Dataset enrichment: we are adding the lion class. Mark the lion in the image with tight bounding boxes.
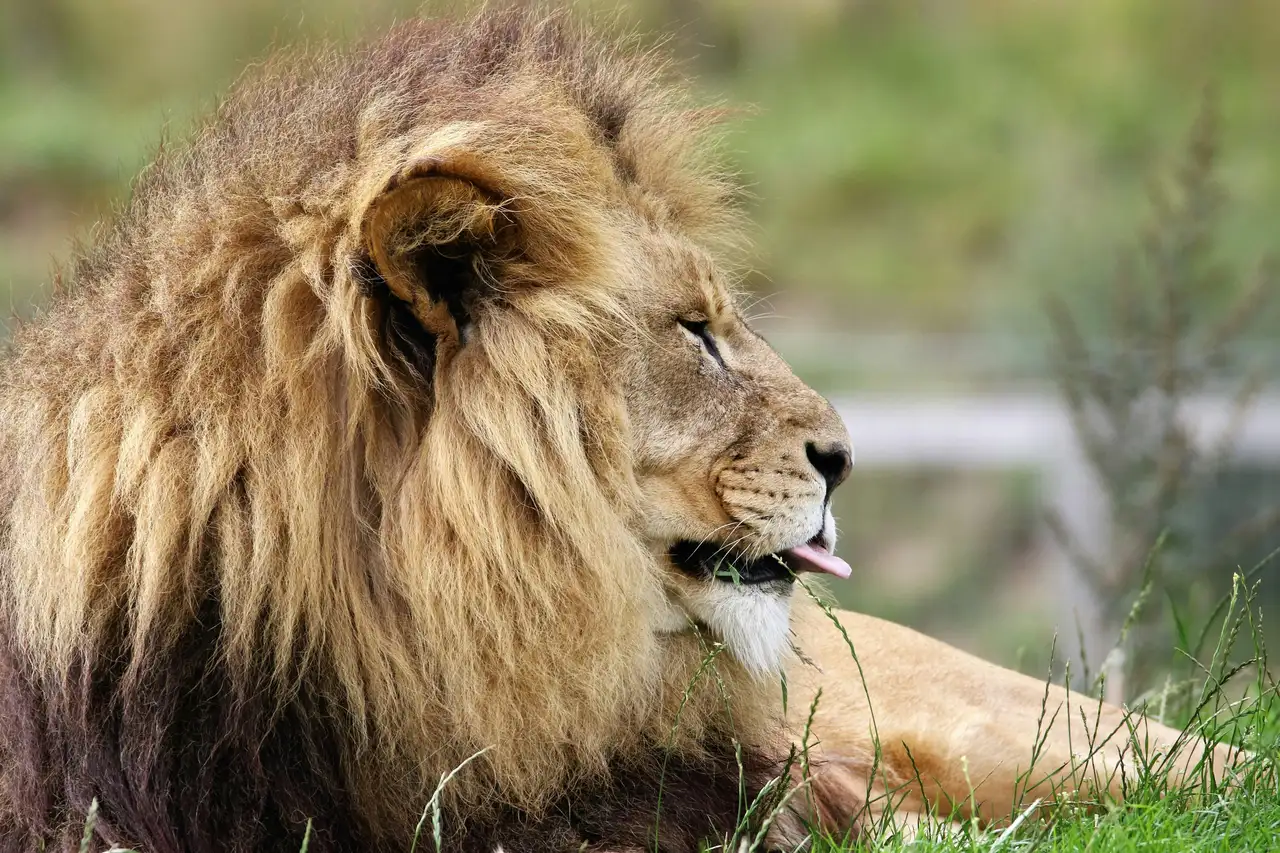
[0,8,1243,853]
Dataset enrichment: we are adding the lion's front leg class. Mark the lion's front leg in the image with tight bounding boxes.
[787,602,1244,833]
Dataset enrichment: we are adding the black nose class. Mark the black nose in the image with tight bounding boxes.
[806,440,853,498]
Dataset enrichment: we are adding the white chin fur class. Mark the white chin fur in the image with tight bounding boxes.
[690,583,794,677]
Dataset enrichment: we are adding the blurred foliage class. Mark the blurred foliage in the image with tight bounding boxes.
[3,0,1280,339]
[1047,99,1279,694]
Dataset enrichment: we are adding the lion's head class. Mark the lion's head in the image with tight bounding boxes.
[0,10,851,851]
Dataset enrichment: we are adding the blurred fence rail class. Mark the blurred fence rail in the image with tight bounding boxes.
[833,391,1280,700]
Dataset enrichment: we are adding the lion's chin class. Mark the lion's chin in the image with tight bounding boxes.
[678,582,795,678]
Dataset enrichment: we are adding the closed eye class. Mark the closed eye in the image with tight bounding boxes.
[678,318,725,368]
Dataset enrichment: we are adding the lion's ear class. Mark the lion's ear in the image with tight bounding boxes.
[362,153,517,341]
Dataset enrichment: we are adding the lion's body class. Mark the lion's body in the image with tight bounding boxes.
[0,9,1242,853]
[789,607,1243,838]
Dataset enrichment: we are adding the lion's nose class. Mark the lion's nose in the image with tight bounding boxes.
[805,440,853,499]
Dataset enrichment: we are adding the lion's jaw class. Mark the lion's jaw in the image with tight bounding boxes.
[618,233,854,677]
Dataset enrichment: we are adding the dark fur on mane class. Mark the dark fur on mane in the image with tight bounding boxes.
[0,593,784,852]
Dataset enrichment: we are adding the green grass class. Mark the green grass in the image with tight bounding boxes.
[823,793,1280,852]
[795,570,1280,853]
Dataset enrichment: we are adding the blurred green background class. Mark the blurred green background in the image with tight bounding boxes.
[2,0,1278,685]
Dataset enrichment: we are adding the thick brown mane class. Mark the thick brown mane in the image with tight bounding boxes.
[0,9,783,852]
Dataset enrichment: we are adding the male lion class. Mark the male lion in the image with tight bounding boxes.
[0,9,1240,853]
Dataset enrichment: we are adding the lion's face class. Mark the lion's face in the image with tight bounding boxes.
[618,231,853,675]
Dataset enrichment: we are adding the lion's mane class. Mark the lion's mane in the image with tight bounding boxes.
[0,10,790,852]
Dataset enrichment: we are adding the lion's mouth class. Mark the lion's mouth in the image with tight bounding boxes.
[668,534,852,585]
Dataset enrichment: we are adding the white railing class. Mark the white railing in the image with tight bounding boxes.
[831,392,1280,700]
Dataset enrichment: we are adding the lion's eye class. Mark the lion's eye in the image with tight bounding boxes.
[678,318,725,367]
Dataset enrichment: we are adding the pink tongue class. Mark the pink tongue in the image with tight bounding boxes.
[782,544,852,579]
